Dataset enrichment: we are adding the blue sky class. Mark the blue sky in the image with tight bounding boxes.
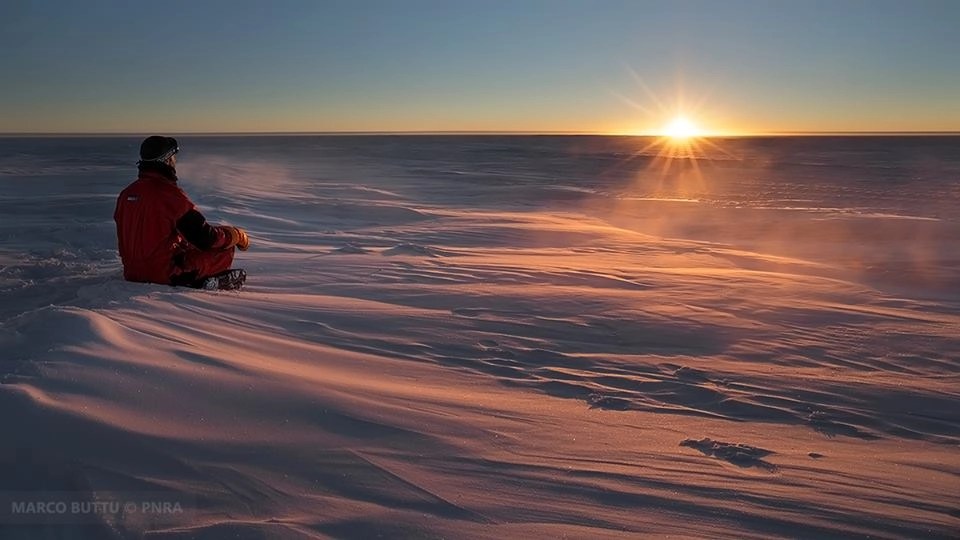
[1,0,957,133]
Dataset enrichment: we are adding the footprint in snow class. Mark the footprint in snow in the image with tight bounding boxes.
[587,393,634,411]
[680,437,778,472]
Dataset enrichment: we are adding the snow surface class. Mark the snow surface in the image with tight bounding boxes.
[1,135,958,539]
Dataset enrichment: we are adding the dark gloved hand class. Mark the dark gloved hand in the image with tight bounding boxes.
[221,226,250,251]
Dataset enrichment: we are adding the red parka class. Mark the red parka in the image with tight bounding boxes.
[114,164,233,285]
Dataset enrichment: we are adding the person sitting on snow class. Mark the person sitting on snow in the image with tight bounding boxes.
[114,136,249,290]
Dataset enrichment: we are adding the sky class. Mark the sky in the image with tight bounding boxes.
[1,0,958,134]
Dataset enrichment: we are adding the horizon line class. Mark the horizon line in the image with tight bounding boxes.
[1,130,959,138]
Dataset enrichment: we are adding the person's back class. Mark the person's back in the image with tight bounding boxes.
[115,166,194,283]
[114,136,250,288]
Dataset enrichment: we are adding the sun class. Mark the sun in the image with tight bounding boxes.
[662,117,701,139]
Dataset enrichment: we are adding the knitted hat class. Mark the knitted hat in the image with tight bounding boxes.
[139,136,179,162]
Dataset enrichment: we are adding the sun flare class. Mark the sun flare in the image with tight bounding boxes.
[662,117,701,140]
[613,67,740,177]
